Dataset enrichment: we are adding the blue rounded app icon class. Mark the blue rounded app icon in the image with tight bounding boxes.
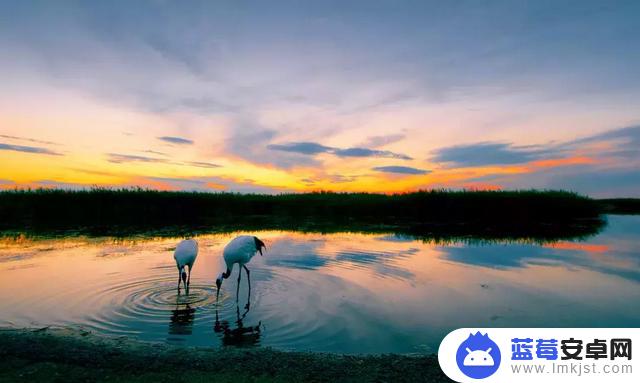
[456,332,501,379]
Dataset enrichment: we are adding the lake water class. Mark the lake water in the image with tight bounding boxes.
[1,215,639,354]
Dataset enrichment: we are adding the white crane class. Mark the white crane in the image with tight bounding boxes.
[216,235,266,304]
[173,239,198,293]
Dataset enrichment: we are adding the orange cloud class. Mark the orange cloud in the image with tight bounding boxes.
[529,156,596,169]
[205,182,226,190]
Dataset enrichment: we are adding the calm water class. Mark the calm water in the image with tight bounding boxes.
[0,215,639,354]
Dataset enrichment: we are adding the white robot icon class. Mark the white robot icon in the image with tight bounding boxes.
[463,347,495,366]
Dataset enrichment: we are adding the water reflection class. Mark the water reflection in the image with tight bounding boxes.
[0,215,638,354]
[169,301,196,336]
[215,303,262,347]
[438,239,640,282]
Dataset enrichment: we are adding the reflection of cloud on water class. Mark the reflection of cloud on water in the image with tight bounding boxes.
[439,228,640,283]
[0,251,42,264]
[260,220,640,286]
[261,236,417,281]
[5,263,37,271]
[544,242,609,253]
[440,244,539,269]
[334,248,418,281]
[262,238,329,270]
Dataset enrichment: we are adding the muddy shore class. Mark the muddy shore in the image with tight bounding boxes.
[0,327,452,382]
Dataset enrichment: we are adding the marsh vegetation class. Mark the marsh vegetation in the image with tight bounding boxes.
[0,189,611,241]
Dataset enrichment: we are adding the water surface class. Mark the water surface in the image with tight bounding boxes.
[0,215,638,354]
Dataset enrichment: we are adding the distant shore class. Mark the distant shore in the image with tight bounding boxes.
[0,327,451,383]
[597,198,640,215]
[0,189,621,241]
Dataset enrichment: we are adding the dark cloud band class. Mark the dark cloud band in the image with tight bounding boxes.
[106,153,222,170]
[157,136,194,145]
[0,142,61,156]
[372,166,429,175]
[186,161,221,168]
[431,142,554,167]
[268,141,412,160]
[107,153,169,163]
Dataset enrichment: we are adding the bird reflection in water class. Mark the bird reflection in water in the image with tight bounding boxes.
[214,301,262,347]
[169,300,196,336]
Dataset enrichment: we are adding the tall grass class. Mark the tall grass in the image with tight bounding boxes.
[0,188,605,240]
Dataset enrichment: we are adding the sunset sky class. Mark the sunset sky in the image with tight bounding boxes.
[0,1,639,197]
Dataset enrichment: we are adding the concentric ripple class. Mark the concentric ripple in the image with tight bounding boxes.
[81,275,233,342]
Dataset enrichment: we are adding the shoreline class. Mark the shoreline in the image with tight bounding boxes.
[0,327,452,382]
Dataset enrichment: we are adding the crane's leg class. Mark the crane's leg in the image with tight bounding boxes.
[236,266,242,302]
[243,265,251,310]
[177,272,182,294]
[187,265,191,287]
